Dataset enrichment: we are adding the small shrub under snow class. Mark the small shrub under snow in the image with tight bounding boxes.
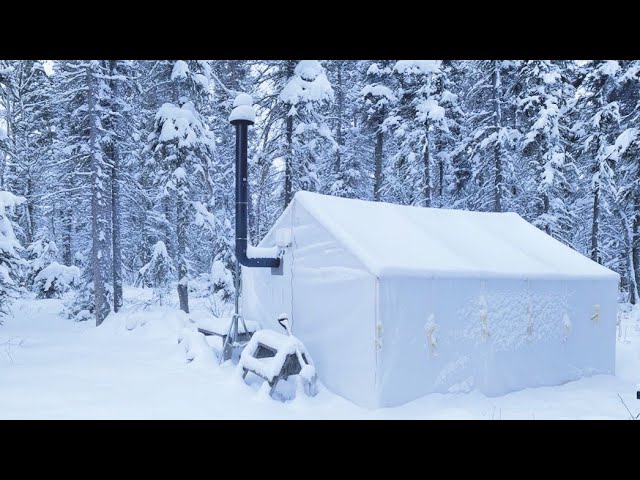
[33,262,80,299]
[137,241,176,305]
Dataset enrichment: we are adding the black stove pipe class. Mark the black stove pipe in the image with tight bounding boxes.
[231,115,281,269]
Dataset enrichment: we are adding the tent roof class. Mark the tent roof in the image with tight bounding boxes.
[266,191,618,280]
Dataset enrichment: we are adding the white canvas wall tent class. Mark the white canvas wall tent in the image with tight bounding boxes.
[242,191,618,408]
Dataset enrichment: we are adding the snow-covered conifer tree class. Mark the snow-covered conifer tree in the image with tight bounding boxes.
[0,191,25,320]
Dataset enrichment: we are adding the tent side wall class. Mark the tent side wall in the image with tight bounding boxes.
[375,275,617,408]
[242,200,377,407]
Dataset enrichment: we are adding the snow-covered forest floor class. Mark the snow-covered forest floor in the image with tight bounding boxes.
[1,288,638,419]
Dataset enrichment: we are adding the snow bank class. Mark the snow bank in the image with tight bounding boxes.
[100,301,217,366]
[178,328,216,365]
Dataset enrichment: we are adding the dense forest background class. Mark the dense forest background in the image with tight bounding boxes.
[0,60,638,325]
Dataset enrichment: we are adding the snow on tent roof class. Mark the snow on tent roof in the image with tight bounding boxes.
[269,191,618,280]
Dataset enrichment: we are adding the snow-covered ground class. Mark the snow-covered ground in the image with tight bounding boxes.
[1,288,638,419]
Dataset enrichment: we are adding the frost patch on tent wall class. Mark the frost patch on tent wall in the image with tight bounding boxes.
[424,314,438,356]
[375,321,384,351]
[459,286,566,351]
[434,356,470,389]
[448,377,474,394]
[562,311,572,342]
[479,294,490,340]
[526,301,534,339]
[591,304,601,325]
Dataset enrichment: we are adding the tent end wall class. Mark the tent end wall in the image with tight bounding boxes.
[243,198,379,407]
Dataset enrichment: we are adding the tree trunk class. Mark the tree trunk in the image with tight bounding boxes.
[492,61,503,213]
[438,159,444,199]
[110,137,123,311]
[25,174,34,244]
[108,61,123,312]
[87,65,110,327]
[335,61,344,176]
[140,226,149,288]
[619,211,639,304]
[62,203,73,266]
[50,203,56,238]
[283,60,295,208]
[539,150,551,235]
[423,122,431,207]
[136,168,151,288]
[1,82,11,189]
[633,196,640,292]
[284,115,293,207]
[373,110,384,202]
[176,193,189,313]
[591,186,600,263]
[542,192,550,235]
[162,196,173,256]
